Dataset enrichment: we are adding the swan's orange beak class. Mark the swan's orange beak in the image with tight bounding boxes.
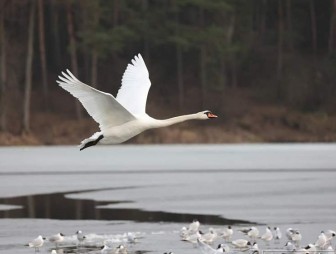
[207,113,218,118]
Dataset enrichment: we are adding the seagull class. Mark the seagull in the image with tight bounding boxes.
[101,244,114,254]
[239,227,259,240]
[250,242,259,254]
[182,230,202,244]
[180,226,189,239]
[231,239,251,249]
[315,231,327,249]
[57,54,218,150]
[261,227,273,244]
[188,220,201,234]
[115,244,127,254]
[286,228,302,247]
[27,235,46,253]
[197,239,229,254]
[325,230,336,247]
[273,227,282,242]
[304,244,317,254]
[286,228,296,240]
[76,230,86,246]
[126,232,137,244]
[219,226,233,242]
[48,233,65,248]
[285,241,296,252]
[291,230,302,248]
[201,228,218,244]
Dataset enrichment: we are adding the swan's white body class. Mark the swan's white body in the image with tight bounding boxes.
[57,54,217,150]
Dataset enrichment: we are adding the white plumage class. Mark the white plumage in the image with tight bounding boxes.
[57,54,217,151]
[28,235,45,252]
[197,238,228,254]
[117,54,151,116]
[261,227,273,243]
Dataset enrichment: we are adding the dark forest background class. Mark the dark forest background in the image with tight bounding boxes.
[1,0,336,145]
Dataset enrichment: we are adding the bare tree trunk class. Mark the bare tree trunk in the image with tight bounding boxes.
[142,0,150,63]
[310,0,317,57]
[277,0,284,80]
[23,0,36,133]
[90,3,99,88]
[37,0,48,109]
[277,0,284,98]
[328,0,336,54]
[66,0,82,119]
[259,0,267,42]
[113,0,119,27]
[50,0,61,68]
[0,8,7,132]
[173,0,184,109]
[176,44,184,109]
[227,12,236,88]
[199,6,207,108]
[286,0,294,51]
[91,49,98,88]
[200,46,207,108]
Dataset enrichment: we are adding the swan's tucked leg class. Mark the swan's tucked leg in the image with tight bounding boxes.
[79,134,104,151]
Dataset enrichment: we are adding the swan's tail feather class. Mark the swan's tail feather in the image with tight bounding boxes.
[79,132,104,151]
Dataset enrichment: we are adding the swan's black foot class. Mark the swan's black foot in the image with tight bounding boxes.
[80,135,104,151]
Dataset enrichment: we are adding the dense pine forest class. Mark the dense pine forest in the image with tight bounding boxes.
[1,0,336,145]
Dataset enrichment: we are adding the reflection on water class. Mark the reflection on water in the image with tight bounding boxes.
[0,187,253,225]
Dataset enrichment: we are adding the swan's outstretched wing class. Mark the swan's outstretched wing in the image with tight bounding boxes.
[116,54,151,116]
[57,70,136,131]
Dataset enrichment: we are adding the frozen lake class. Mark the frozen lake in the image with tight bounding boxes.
[0,144,336,254]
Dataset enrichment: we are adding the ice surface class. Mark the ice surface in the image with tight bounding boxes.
[0,144,335,254]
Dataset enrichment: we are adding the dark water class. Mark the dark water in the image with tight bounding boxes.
[0,187,253,225]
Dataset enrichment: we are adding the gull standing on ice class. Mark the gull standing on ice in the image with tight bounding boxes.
[48,233,65,248]
[219,226,233,242]
[188,220,201,234]
[261,227,273,245]
[197,239,229,254]
[239,227,259,240]
[231,239,251,249]
[76,230,86,246]
[273,227,282,243]
[182,230,202,244]
[315,231,327,250]
[291,231,302,248]
[101,244,114,254]
[286,228,302,247]
[115,245,128,254]
[304,244,317,254]
[325,230,336,247]
[57,54,218,150]
[250,242,259,254]
[201,228,218,244]
[27,235,46,252]
[285,241,296,253]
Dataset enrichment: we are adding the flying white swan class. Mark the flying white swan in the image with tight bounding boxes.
[57,54,217,150]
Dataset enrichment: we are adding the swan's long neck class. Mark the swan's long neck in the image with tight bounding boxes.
[152,113,199,128]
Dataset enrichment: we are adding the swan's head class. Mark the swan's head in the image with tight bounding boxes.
[199,110,218,119]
